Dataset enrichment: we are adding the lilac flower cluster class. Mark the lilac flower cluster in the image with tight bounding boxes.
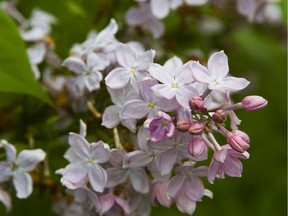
[54,21,267,215]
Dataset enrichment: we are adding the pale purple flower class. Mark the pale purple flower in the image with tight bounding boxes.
[208,144,250,183]
[105,149,150,194]
[125,2,164,38]
[191,50,250,92]
[105,43,155,89]
[144,111,175,142]
[149,56,197,110]
[0,140,46,199]
[120,79,179,120]
[236,0,282,23]
[150,0,182,19]
[59,133,110,192]
[167,162,212,215]
[99,194,130,215]
[63,53,103,92]
[21,8,56,42]
[184,0,209,6]
[148,131,193,175]
[102,85,139,132]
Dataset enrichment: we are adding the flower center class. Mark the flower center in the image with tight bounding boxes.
[161,120,168,126]
[87,157,94,164]
[130,67,136,73]
[149,102,155,108]
[172,83,178,88]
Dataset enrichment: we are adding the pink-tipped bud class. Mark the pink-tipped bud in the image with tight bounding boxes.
[231,130,250,143]
[227,132,250,153]
[189,96,205,111]
[188,122,205,135]
[242,95,268,112]
[177,120,191,132]
[188,137,207,158]
[212,109,226,123]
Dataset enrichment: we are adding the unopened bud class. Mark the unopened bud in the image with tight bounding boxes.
[231,130,250,143]
[189,96,205,111]
[188,122,205,135]
[212,109,226,123]
[242,95,268,112]
[227,132,249,153]
[188,137,207,158]
[177,120,191,132]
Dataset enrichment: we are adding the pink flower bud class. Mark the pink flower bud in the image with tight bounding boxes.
[176,120,191,132]
[188,122,205,135]
[242,95,268,112]
[212,109,226,123]
[189,96,205,111]
[231,130,250,143]
[227,132,250,153]
[188,137,207,158]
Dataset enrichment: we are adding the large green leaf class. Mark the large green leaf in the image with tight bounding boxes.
[0,9,52,105]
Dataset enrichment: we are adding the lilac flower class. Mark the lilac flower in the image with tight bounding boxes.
[105,43,155,90]
[70,19,119,61]
[120,79,179,120]
[148,131,193,175]
[0,140,46,199]
[236,0,282,23]
[150,0,182,19]
[63,53,103,92]
[102,85,139,132]
[21,8,56,42]
[167,162,212,215]
[105,149,150,194]
[144,111,175,142]
[125,2,164,38]
[149,56,197,110]
[208,144,250,183]
[59,133,110,192]
[99,194,131,215]
[191,50,250,92]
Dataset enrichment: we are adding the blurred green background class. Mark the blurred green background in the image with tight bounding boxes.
[0,0,286,215]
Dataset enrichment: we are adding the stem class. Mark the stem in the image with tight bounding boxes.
[201,88,212,99]
[207,132,222,151]
[113,127,124,149]
[87,101,102,118]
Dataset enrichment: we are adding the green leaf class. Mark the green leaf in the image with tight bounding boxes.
[0,9,52,105]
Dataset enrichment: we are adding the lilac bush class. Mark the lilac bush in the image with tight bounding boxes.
[1,0,280,215]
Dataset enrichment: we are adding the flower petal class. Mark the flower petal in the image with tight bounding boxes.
[167,175,185,198]
[68,133,90,159]
[106,167,129,188]
[105,68,130,89]
[116,44,136,67]
[149,63,174,84]
[13,170,32,199]
[16,149,46,172]
[102,105,121,128]
[155,149,178,175]
[123,150,153,168]
[62,56,86,75]
[191,61,212,83]
[151,84,176,100]
[0,187,11,211]
[217,76,250,91]
[90,141,111,163]
[207,50,229,80]
[151,0,170,19]
[129,168,149,193]
[1,140,16,163]
[120,100,149,119]
[88,163,107,192]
